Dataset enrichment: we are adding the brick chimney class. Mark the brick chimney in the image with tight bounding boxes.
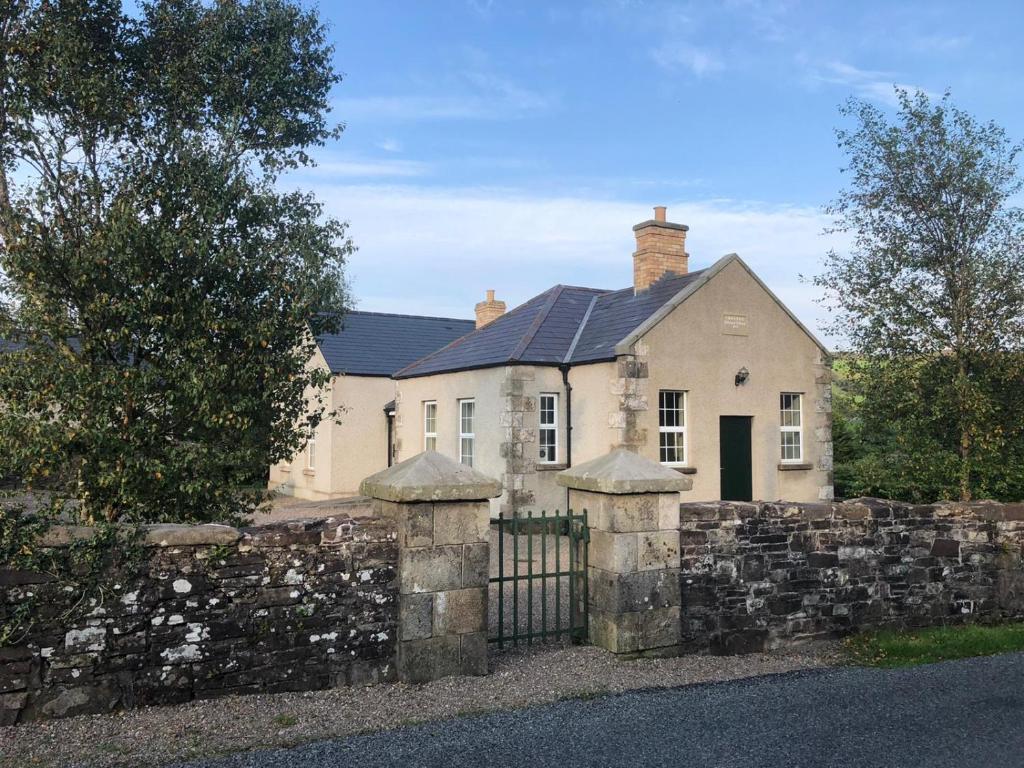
[475,289,506,329]
[633,206,689,293]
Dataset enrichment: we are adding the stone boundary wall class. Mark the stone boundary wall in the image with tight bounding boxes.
[679,498,1024,654]
[0,515,398,724]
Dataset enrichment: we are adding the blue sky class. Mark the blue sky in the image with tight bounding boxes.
[289,1,1024,344]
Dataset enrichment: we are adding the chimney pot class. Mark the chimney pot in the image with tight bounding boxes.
[632,206,689,293]
[475,289,506,329]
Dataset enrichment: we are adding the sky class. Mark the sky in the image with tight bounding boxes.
[287,0,1024,345]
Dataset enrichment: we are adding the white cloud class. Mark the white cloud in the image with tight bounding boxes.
[813,61,935,106]
[651,43,725,76]
[335,69,551,123]
[908,34,971,53]
[375,138,403,153]
[300,158,430,179]
[302,183,848,343]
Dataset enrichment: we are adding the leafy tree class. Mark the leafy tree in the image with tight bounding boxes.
[817,90,1024,502]
[0,0,351,523]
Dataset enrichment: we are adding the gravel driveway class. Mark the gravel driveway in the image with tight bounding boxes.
[0,643,837,768]
[170,652,1024,768]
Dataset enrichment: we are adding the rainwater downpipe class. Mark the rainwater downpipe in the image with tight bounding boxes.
[560,363,573,512]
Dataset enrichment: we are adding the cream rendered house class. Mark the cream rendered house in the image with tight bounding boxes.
[392,207,832,515]
[268,312,474,500]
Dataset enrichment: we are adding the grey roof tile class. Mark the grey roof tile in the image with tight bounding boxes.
[568,271,705,363]
[317,312,475,376]
[395,272,705,378]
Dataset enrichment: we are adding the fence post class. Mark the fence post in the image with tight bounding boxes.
[557,449,691,656]
[360,451,502,683]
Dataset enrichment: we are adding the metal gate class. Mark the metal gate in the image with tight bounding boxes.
[489,509,588,648]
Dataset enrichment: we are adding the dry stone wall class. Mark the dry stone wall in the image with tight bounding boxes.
[679,498,1024,654]
[0,515,397,724]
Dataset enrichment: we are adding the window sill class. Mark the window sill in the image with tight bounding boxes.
[302,469,316,477]
[670,466,697,475]
[778,462,813,471]
[278,466,291,473]
[535,463,567,472]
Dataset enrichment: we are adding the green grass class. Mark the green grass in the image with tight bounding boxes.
[273,714,299,728]
[843,622,1024,668]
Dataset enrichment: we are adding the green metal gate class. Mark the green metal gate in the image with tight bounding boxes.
[489,509,589,648]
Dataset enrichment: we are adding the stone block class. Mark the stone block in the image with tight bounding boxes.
[713,629,769,655]
[433,588,487,635]
[931,539,960,559]
[638,530,680,571]
[0,692,26,726]
[593,494,661,533]
[588,567,680,613]
[460,632,488,676]
[589,529,638,573]
[462,542,490,588]
[143,524,242,548]
[400,593,433,641]
[589,606,680,654]
[398,504,434,548]
[433,502,490,546]
[658,493,681,529]
[399,546,463,594]
[397,635,461,684]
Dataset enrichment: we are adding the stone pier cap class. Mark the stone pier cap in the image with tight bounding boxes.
[556,448,692,494]
[360,450,503,502]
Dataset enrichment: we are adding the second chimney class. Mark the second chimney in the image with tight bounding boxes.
[633,206,689,293]
[475,289,506,329]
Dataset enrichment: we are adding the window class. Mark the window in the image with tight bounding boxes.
[539,393,558,463]
[780,393,803,462]
[306,430,316,470]
[658,390,686,465]
[458,399,475,467]
[423,401,437,451]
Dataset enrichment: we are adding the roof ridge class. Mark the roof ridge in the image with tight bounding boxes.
[330,310,474,323]
[510,285,565,362]
[554,284,613,294]
[563,294,599,363]
[393,287,555,378]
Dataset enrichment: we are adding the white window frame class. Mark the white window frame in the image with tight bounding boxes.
[780,392,803,463]
[658,390,687,466]
[458,398,475,467]
[306,430,316,471]
[423,400,437,451]
[538,393,559,464]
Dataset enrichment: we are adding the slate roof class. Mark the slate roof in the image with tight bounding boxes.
[316,311,475,376]
[395,271,707,378]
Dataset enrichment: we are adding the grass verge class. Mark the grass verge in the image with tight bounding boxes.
[843,622,1024,668]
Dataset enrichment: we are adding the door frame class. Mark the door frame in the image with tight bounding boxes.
[719,415,753,502]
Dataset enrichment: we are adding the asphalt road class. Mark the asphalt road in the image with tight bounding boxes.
[175,653,1024,768]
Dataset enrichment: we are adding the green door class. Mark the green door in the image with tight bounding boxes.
[720,416,753,502]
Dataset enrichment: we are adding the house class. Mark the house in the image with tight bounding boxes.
[391,207,832,515]
[268,311,475,500]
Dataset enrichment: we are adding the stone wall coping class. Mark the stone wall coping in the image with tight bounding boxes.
[557,448,692,494]
[679,498,1024,522]
[27,515,396,550]
[360,450,502,503]
[143,524,242,547]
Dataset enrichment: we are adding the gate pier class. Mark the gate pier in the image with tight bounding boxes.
[557,449,691,655]
[361,451,502,683]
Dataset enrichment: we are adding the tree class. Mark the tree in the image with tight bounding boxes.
[816,89,1024,502]
[0,0,351,523]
